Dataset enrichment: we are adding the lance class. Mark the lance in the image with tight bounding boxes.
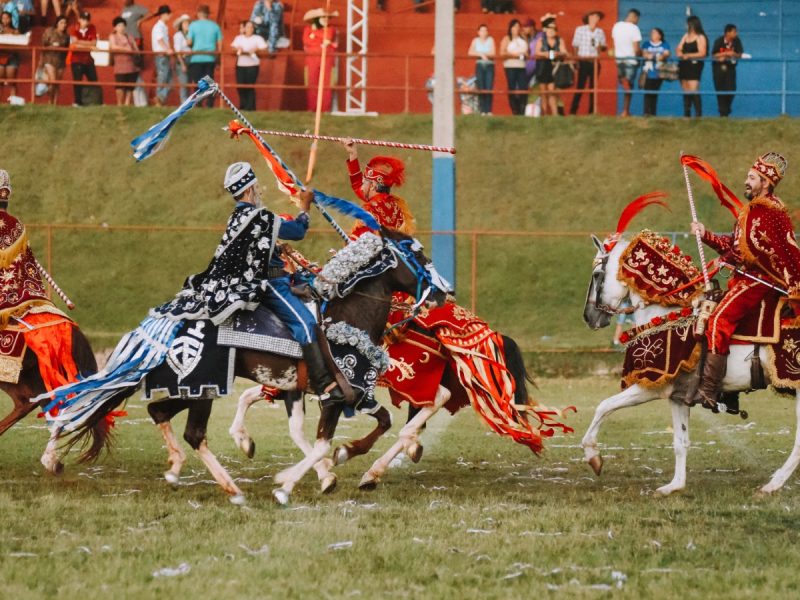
[306,0,335,183]
[681,150,712,291]
[206,78,350,243]
[255,129,457,154]
[719,261,788,295]
[35,259,75,309]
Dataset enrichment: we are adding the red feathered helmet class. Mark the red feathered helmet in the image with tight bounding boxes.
[364,156,405,190]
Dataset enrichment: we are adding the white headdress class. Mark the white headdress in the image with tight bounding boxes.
[0,170,10,193]
[224,162,257,197]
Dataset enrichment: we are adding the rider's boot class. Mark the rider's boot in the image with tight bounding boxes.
[302,342,348,408]
[691,352,727,410]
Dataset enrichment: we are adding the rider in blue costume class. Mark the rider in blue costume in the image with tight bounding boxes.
[153,161,347,406]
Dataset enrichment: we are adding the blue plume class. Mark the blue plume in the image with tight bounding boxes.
[312,189,381,231]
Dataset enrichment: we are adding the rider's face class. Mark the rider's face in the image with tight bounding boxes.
[744,170,765,200]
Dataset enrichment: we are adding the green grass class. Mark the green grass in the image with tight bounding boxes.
[3,107,800,349]
[3,378,800,598]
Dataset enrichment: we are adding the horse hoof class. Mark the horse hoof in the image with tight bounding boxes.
[53,461,64,476]
[273,488,290,506]
[164,471,180,486]
[408,443,424,464]
[244,438,256,459]
[333,446,349,466]
[740,411,749,420]
[587,455,603,476]
[230,494,247,506]
[358,473,378,491]
[321,474,338,494]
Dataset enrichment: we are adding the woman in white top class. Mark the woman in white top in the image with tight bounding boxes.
[499,19,528,115]
[173,14,191,102]
[468,24,496,115]
[231,20,268,110]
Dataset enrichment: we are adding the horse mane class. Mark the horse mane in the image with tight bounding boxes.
[313,232,386,298]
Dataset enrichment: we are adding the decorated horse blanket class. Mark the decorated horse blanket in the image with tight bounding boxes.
[382,301,573,454]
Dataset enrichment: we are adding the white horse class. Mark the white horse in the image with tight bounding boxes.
[582,233,800,496]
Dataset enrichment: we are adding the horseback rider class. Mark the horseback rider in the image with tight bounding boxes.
[152,162,347,407]
[342,139,416,238]
[690,152,800,409]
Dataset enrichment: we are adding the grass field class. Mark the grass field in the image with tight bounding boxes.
[3,108,800,352]
[3,378,800,599]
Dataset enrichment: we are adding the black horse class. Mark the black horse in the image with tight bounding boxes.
[61,229,446,504]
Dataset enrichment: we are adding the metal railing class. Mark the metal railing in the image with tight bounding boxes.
[3,45,799,115]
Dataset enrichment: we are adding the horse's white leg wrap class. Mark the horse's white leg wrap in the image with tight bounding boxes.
[196,440,245,503]
[655,401,690,496]
[360,386,450,487]
[40,426,63,474]
[158,421,186,484]
[760,392,800,494]
[229,385,262,456]
[581,384,659,466]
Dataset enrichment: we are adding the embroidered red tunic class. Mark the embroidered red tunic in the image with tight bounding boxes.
[0,211,50,328]
[346,158,416,238]
[703,194,800,353]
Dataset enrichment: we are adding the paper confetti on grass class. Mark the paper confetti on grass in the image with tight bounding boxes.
[153,563,191,578]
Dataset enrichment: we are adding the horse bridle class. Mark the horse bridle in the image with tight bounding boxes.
[588,251,643,316]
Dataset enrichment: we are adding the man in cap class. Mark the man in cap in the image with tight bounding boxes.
[342,139,415,238]
[151,4,173,106]
[690,153,800,408]
[570,10,606,115]
[151,163,347,406]
[250,0,284,53]
[69,11,98,106]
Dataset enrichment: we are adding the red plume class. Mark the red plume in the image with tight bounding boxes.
[605,192,669,252]
[366,156,406,187]
[680,154,742,218]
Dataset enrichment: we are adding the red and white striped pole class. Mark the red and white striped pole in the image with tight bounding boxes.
[254,129,457,154]
[35,259,75,310]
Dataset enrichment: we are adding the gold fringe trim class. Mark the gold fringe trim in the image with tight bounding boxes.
[0,226,28,270]
[0,299,55,329]
[391,194,417,235]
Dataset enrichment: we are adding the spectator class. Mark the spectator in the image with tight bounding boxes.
[534,17,568,116]
[109,16,139,106]
[640,27,670,116]
[231,20,266,111]
[302,8,337,112]
[11,0,33,32]
[522,16,537,81]
[468,24,495,115]
[62,0,79,24]
[481,0,511,15]
[0,11,19,100]
[676,15,707,117]
[187,4,222,107]
[611,8,641,117]
[1,1,17,28]
[39,0,61,27]
[151,4,173,106]
[40,14,68,104]
[570,10,606,115]
[712,24,743,117]
[173,13,191,102]
[499,18,527,116]
[69,10,97,106]
[120,0,148,49]
[250,0,283,54]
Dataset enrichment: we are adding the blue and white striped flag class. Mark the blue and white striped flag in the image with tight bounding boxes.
[130,77,218,161]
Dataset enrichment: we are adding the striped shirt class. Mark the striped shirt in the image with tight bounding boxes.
[572,25,606,58]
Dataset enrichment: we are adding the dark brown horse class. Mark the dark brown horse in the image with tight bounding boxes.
[61,230,446,505]
[0,323,99,474]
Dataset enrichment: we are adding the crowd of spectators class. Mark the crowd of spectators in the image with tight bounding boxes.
[466,8,746,118]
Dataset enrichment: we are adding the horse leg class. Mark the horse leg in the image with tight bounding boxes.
[0,394,39,437]
[148,398,190,485]
[654,400,691,496]
[359,386,451,490]
[283,394,337,494]
[40,425,64,475]
[581,384,661,475]
[273,403,343,505]
[759,392,800,495]
[229,385,265,459]
[184,397,246,505]
[333,406,393,466]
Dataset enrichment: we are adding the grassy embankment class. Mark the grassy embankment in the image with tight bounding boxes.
[2,107,800,372]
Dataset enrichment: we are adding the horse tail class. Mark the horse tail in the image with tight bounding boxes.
[62,389,134,463]
[70,326,98,376]
[501,334,537,406]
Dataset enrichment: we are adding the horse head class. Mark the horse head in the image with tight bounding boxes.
[583,192,669,330]
[583,234,632,330]
[380,227,451,309]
